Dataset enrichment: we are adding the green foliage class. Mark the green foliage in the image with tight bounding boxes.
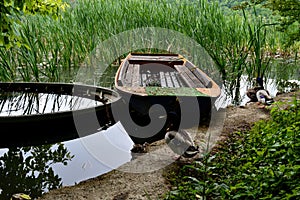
[165,97,300,199]
[253,0,300,47]
[0,0,69,48]
[0,0,297,98]
[277,80,300,93]
[0,143,74,199]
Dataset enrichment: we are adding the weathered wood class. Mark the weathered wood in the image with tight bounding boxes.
[174,65,206,88]
[129,55,184,65]
[174,65,197,87]
[117,60,129,86]
[159,72,167,87]
[185,61,212,88]
[164,72,174,87]
[123,63,134,86]
[141,73,148,87]
[130,55,179,62]
[115,53,220,98]
[170,72,181,88]
[131,64,141,87]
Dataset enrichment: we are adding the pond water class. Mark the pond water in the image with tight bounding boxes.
[215,75,279,109]
[0,92,103,116]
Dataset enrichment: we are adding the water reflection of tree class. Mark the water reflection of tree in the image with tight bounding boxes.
[0,143,74,199]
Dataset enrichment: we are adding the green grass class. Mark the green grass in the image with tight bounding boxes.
[0,0,298,101]
[164,96,300,200]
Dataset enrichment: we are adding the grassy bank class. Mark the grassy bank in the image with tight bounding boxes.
[164,93,300,199]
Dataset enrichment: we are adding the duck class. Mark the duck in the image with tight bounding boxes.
[130,142,150,160]
[256,89,274,105]
[165,129,199,160]
[130,142,149,153]
[246,77,274,105]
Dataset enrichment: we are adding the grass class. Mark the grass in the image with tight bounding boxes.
[0,0,298,103]
[163,95,300,200]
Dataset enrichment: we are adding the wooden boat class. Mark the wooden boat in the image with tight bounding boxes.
[0,82,121,148]
[114,53,221,144]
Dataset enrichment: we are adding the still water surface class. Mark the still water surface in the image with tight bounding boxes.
[0,92,103,116]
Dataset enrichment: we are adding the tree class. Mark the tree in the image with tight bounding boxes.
[254,0,300,46]
[0,0,69,48]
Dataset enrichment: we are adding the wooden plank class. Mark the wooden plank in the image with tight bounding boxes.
[170,72,181,88]
[146,73,152,86]
[193,68,212,88]
[179,66,204,88]
[164,72,173,87]
[141,73,147,87]
[185,61,212,88]
[129,55,184,65]
[159,72,167,87]
[130,55,179,62]
[117,60,129,86]
[131,64,140,87]
[174,65,197,88]
[123,63,134,86]
[165,72,174,87]
[174,65,206,88]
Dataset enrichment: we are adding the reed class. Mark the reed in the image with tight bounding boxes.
[0,0,297,102]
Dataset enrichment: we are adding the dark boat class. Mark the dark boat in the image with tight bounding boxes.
[0,82,121,148]
[114,53,221,144]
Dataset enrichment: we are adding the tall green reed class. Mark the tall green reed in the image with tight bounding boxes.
[0,0,294,102]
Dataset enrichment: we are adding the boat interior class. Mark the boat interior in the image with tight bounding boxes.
[117,54,213,89]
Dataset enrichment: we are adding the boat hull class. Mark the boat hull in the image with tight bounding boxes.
[114,90,216,144]
[0,82,121,148]
[114,53,221,144]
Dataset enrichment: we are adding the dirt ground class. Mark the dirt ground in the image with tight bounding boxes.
[38,90,299,200]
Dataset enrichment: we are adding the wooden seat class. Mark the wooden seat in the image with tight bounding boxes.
[174,65,205,88]
[185,61,212,88]
[119,63,141,87]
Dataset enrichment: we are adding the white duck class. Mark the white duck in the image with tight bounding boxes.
[165,129,199,160]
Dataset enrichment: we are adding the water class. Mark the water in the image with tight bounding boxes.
[0,82,130,198]
[215,75,280,109]
[0,92,104,116]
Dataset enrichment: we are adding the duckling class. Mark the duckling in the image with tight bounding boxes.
[165,129,199,160]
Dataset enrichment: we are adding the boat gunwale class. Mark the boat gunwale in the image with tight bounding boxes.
[0,82,121,120]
